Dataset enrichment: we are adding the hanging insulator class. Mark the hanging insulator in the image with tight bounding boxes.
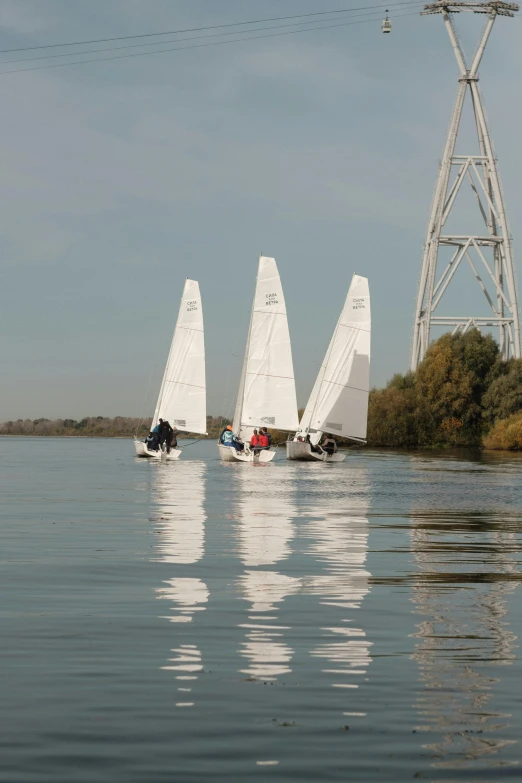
[382,11,392,33]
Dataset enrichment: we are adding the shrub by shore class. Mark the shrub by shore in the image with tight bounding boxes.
[367,330,522,450]
[483,411,522,451]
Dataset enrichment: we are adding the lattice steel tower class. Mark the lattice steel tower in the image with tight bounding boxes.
[411,0,520,370]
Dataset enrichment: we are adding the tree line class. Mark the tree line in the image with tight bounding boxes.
[0,415,228,439]
[367,329,522,450]
[2,330,522,449]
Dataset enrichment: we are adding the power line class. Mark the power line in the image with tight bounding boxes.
[0,1,425,55]
[0,10,422,77]
[0,5,423,67]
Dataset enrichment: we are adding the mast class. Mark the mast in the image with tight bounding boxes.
[298,310,340,443]
[152,283,185,430]
[232,256,259,436]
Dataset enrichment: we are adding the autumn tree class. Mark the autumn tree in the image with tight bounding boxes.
[483,411,522,450]
[482,358,522,425]
[367,373,419,447]
[414,330,499,447]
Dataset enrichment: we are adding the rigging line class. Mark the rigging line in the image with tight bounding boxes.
[0,1,427,55]
[0,11,422,76]
[0,5,423,65]
[0,10,423,76]
[162,380,205,390]
[179,438,206,448]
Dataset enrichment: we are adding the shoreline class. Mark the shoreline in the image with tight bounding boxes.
[1,434,521,454]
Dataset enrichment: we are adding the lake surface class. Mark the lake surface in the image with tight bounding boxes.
[2,438,522,782]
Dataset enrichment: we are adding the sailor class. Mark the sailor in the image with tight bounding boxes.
[233,436,245,452]
[158,419,173,449]
[258,430,269,450]
[261,427,272,447]
[165,423,179,454]
[146,431,160,451]
[152,419,162,435]
[305,433,321,454]
[220,425,235,447]
[250,429,259,448]
[321,435,337,456]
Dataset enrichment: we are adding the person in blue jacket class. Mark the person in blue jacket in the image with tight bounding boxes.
[220,425,244,451]
[220,424,234,445]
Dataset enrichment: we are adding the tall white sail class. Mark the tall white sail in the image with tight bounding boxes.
[299,274,371,443]
[152,279,206,435]
[233,256,299,439]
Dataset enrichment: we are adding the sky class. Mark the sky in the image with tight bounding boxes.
[1,0,521,420]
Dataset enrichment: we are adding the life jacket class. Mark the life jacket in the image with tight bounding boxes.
[250,434,259,446]
[258,433,269,448]
[222,430,234,445]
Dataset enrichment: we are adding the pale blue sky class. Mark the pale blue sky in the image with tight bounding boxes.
[0,0,521,419]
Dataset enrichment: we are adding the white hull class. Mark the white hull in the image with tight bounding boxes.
[285,441,346,462]
[217,444,276,463]
[134,441,182,461]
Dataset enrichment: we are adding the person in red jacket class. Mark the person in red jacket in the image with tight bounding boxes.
[250,429,259,448]
[258,431,269,450]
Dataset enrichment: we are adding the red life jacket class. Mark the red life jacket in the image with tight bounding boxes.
[250,434,259,446]
[258,433,269,448]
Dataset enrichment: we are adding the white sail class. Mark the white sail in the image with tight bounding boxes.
[234,256,299,439]
[299,274,371,443]
[152,279,206,435]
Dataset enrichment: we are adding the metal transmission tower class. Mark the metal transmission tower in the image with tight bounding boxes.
[411,0,521,370]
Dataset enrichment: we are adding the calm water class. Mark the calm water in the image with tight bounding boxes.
[2,438,522,782]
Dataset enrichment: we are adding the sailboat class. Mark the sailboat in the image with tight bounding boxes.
[134,278,206,460]
[218,256,299,463]
[286,274,371,462]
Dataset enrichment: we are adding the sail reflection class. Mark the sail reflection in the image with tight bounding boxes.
[302,468,372,691]
[152,461,206,564]
[410,515,520,770]
[151,461,207,705]
[236,465,295,567]
[235,465,299,680]
[234,461,373,694]
[238,570,299,679]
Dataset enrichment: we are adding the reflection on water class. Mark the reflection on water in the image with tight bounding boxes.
[152,461,206,564]
[5,439,522,782]
[234,462,373,694]
[235,466,299,680]
[238,570,298,679]
[236,465,295,567]
[411,512,520,772]
[302,468,372,693]
[156,577,209,624]
[142,447,521,773]
[152,462,207,705]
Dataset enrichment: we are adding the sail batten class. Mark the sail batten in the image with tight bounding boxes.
[234,256,299,440]
[152,279,206,435]
[299,274,371,444]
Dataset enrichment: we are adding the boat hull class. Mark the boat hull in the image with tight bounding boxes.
[285,441,346,462]
[217,444,276,463]
[134,441,182,460]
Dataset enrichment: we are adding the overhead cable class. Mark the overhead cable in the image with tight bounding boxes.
[0,10,422,77]
[0,1,426,55]
[0,5,424,66]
